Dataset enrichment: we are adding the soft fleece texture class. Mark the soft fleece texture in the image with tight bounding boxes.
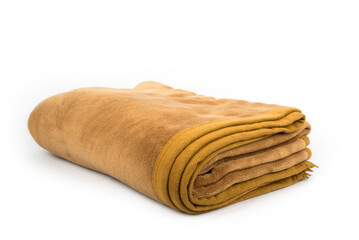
[28,81,315,214]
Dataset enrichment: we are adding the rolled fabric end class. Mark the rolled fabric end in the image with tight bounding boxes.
[153,106,314,213]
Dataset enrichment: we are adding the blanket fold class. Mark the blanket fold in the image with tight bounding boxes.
[28,81,315,214]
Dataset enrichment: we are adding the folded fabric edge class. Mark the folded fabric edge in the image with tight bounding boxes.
[152,106,309,213]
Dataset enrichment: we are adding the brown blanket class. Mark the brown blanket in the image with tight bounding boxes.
[28,81,315,214]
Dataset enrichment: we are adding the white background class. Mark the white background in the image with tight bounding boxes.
[1,1,358,239]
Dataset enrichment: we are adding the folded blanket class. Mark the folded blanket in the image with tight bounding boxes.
[28,81,315,214]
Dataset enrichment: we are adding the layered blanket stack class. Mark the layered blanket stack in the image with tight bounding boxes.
[28,81,315,214]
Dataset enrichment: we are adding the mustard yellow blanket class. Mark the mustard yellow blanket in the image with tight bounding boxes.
[28,81,315,214]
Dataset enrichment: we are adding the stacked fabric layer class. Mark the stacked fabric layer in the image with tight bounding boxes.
[28,81,315,214]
